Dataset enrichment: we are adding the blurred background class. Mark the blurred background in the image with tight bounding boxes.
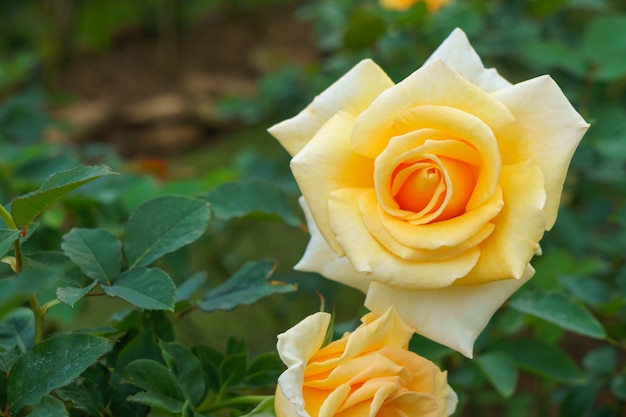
[1,0,626,416]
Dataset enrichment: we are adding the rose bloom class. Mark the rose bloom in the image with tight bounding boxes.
[275,308,457,417]
[268,28,589,357]
[380,0,452,12]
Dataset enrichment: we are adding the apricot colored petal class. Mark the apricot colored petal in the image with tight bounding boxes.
[294,197,370,293]
[457,161,546,285]
[493,76,589,229]
[276,312,331,417]
[328,188,480,289]
[425,28,511,93]
[377,186,503,250]
[292,112,374,255]
[268,59,394,157]
[365,265,535,357]
[351,59,514,159]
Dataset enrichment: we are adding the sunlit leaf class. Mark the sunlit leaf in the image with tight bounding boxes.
[124,196,210,268]
[11,165,115,229]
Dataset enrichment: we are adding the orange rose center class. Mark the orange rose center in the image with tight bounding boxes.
[393,156,476,221]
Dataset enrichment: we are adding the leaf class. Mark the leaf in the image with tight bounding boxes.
[509,291,606,339]
[499,339,585,384]
[205,180,302,227]
[61,228,122,284]
[102,267,175,311]
[124,195,211,268]
[611,374,626,401]
[26,395,68,417]
[558,275,612,307]
[160,341,206,406]
[583,346,617,376]
[219,352,247,390]
[0,229,20,258]
[122,359,185,408]
[10,165,115,229]
[7,333,109,413]
[176,272,207,302]
[127,391,185,413]
[0,347,21,372]
[0,266,63,316]
[475,351,518,397]
[197,260,296,312]
[56,280,98,307]
[55,377,104,417]
[0,308,34,352]
[240,397,276,417]
[582,15,626,81]
[245,352,283,387]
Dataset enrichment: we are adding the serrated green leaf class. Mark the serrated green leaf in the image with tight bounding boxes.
[7,333,109,412]
[124,195,210,268]
[499,339,585,384]
[197,260,296,312]
[56,377,104,417]
[0,308,34,352]
[102,267,175,311]
[127,391,185,413]
[56,281,99,307]
[205,180,302,227]
[122,359,185,408]
[160,341,205,406]
[240,397,275,417]
[0,347,20,372]
[62,228,122,284]
[509,291,606,339]
[10,165,115,229]
[219,352,247,390]
[245,352,283,387]
[26,395,68,417]
[0,229,20,258]
[475,351,518,397]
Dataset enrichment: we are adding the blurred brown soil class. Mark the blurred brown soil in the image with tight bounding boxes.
[48,4,317,158]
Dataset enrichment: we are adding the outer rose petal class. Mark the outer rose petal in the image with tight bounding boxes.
[276,312,331,417]
[291,112,374,256]
[425,28,511,93]
[294,197,370,293]
[364,264,535,358]
[268,60,394,157]
[492,76,589,229]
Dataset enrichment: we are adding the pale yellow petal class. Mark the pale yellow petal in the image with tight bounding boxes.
[319,384,351,417]
[457,161,546,285]
[364,265,535,357]
[328,188,480,289]
[268,59,394,157]
[351,59,514,159]
[292,112,374,256]
[294,197,370,293]
[277,312,331,417]
[492,75,589,229]
[425,28,511,93]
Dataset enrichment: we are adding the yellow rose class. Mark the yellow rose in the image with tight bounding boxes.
[268,28,589,357]
[380,0,452,12]
[275,308,457,417]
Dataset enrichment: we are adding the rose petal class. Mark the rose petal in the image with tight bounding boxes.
[351,59,514,159]
[294,197,370,292]
[277,312,331,417]
[268,59,394,157]
[361,189,495,261]
[457,161,546,285]
[328,188,480,289]
[365,265,535,357]
[291,112,375,256]
[425,28,511,93]
[493,75,589,229]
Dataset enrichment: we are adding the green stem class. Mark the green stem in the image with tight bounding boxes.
[198,395,273,414]
[30,294,44,344]
[0,204,17,229]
